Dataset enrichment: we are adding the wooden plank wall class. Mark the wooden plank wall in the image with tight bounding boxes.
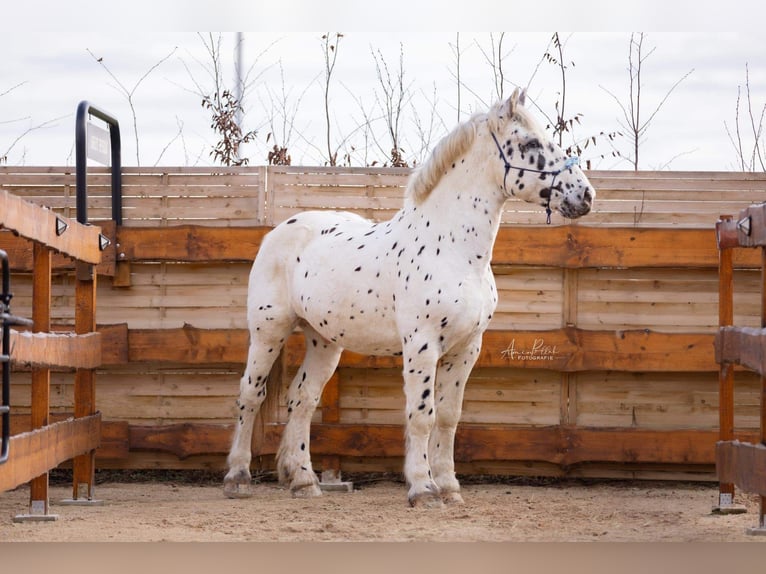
[3,166,766,479]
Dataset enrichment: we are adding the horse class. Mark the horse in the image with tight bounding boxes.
[223,87,595,507]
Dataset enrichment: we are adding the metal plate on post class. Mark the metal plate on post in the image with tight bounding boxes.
[87,121,111,165]
[13,499,58,522]
[319,469,353,493]
[60,482,103,506]
[711,492,747,515]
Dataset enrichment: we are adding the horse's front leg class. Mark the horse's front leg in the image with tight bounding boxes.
[429,335,482,505]
[402,341,441,508]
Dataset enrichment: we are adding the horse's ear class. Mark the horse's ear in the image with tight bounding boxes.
[508,87,526,115]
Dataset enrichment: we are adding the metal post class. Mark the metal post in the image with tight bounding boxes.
[0,250,11,465]
[75,101,122,225]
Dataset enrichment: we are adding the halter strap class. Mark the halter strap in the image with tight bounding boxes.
[490,131,580,225]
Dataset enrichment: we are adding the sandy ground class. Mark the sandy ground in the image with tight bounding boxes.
[1,471,765,542]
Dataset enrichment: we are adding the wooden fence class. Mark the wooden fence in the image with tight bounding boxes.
[714,206,766,534]
[2,166,766,480]
[0,188,103,521]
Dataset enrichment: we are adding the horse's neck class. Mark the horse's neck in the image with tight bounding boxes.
[401,177,506,262]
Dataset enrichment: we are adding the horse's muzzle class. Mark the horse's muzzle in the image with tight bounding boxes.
[560,187,594,219]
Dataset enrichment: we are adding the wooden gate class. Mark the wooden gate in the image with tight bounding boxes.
[715,207,766,535]
[0,189,104,520]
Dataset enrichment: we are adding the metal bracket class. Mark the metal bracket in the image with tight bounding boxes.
[711,492,748,515]
[60,482,104,506]
[13,499,58,523]
[737,215,752,237]
[319,469,353,493]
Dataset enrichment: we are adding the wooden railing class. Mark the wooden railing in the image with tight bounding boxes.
[714,206,766,535]
[0,189,103,521]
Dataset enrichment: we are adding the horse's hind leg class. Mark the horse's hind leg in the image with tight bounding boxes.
[276,324,342,497]
[224,308,296,499]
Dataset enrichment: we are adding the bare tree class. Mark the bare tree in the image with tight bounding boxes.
[1,82,67,165]
[343,83,381,166]
[180,33,275,167]
[725,63,766,171]
[371,44,412,167]
[522,33,620,170]
[321,33,344,166]
[543,32,577,149]
[260,60,315,166]
[600,32,694,170]
[184,34,257,166]
[448,33,467,122]
[476,33,513,102]
[88,47,177,166]
[410,83,448,166]
[203,90,257,166]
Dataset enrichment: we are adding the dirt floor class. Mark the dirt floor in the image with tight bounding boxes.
[1,470,765,543]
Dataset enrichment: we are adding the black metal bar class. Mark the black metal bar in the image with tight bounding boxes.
[75,101,122,225]
[1,249,11,464]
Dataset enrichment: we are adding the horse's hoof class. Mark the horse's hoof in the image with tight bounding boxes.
[441,491,465,505]
[223,481,253,499]
[223,469,252,499]
[291,483,322,498]
[409,491,445,509]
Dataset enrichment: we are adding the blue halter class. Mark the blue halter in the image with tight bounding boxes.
[491,132,580,224]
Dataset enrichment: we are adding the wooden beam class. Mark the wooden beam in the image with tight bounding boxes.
[100,324,719,372]
[111,225,762,268]
[493,226,760,268]
[0,189,103,264]
[0,221,116,276]
[116,225,269,262]
[716,440,766,495]
[715,326,766,375]
[125,324,248,364]
[10,414,128,461]
[0,414,101,492]
[9,330,102,369]
[480,328,717,372]
[123,421,760,467]
[129,422,233,460]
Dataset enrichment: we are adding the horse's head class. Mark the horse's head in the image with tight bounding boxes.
[486,88,595,221]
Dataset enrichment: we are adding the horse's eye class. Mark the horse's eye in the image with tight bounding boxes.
[521,139,542,153]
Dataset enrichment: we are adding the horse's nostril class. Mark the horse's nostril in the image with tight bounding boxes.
[583,189,593,203]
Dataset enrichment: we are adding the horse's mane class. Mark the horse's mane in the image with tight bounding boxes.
[405,112,481,205]
[405,96,540,205]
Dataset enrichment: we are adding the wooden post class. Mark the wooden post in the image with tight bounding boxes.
[717,221,736,508]
[15,243,57,521]
[319,371,352,491]
[757,246,766,529]
[64,261,100,504]
[321,372,341,476]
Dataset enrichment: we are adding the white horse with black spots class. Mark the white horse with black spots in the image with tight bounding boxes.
[224,88,595,507]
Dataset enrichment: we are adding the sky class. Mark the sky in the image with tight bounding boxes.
[2,1,766,172]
